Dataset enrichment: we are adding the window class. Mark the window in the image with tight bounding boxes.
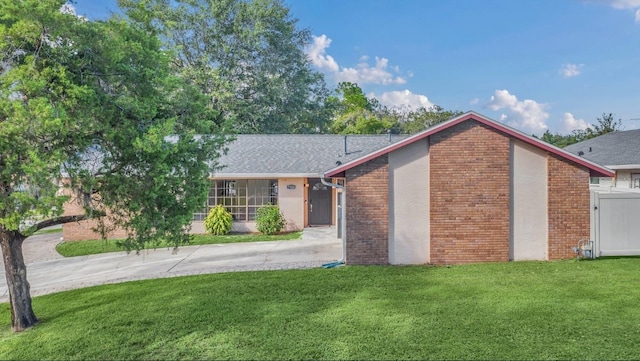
[193,179,278,222]
[632,174,640,189]
[312,182,328,191]
[589,177,600,185]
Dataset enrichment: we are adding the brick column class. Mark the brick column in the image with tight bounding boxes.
[429,121,511,264]
[547,155,590,259]
[345,155,389,264]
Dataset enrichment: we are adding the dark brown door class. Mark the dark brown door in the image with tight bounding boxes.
[308,179,332,225]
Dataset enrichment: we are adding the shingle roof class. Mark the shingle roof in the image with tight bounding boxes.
[213,134,408,177]
[563,129,640,168]
[324,111,614,178]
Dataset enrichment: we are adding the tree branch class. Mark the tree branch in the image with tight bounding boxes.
[34,214,99,231]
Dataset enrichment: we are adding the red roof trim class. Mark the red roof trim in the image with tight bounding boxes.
[324,112,614,178]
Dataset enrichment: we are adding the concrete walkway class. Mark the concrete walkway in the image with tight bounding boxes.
[0,227,341,302]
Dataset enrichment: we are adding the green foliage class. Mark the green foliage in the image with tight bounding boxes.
[0,0,229,246]
[2,260,640,359]
[400,105,463,134]
[331,109,397,134]
[329,82,397,134]
[119,0,332,134]
[255,204,286,235]
[333,82,375,113]
[539,129,587,148]
[329,82,460,135]
[203,205,233,235]
[591,112,622,135]
[538,112,623,148]
[0,0,230,330]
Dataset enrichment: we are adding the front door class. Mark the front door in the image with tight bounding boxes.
[308,178,332,225]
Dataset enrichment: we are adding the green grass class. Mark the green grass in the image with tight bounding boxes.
[55,231,302,257]
[33,228,62,235]
[1,259,640,360]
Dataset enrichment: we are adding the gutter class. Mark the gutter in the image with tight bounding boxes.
[320,177,346,267]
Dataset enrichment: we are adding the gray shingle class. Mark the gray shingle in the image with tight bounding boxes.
[214,134,408,176]
[564,129,640,166]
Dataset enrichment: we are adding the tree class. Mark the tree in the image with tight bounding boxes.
[331,82,375,113]
[538,129,586,148]
[328,82,463,135]
[538,113,623,148]
[328,82,400,134]
[119,0,332,134]
[588,113,622,137]
[0,0,227,331]
[331,108,397,134]
[400,105,463,134]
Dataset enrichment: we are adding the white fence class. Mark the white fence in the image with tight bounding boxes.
[590,187,640,257]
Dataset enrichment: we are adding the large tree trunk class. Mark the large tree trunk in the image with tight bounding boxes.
[0,230,38,332]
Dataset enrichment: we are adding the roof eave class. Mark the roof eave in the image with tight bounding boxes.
[210,173,322,179]
[605,164,640,170]
[590,169,615,177]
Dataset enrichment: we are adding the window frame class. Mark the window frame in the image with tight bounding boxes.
[193,179,278,222]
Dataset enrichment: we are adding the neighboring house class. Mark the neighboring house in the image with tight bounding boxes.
[564,129,640,189]
[323,112,613,265]
[62,134,407,241]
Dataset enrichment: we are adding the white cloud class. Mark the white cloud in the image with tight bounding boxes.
[606,0,640,21]
[469,98,480,105]
[60,3,76,15]
[608,0,640,9]
[486,89,549,134]
[306,35,339,73]
[559,112,592,134]
[559,63,584,78]
[339,56,406,85]
[369,90,434,109]
[306,34,407,85]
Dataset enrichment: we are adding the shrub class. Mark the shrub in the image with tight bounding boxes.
[255,204,286,235]
[203,205,233,235]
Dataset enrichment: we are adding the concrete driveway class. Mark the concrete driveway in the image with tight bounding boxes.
[0,228,341,302]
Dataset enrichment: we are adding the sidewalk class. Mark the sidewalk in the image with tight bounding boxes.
[0,227,341,302]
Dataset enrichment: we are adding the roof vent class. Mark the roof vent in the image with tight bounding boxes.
[578,151,584,156]
[589,147,592,152]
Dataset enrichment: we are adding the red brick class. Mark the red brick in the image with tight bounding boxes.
[547,154,590,259]
[429,121,511,265]
[345,155,389,264]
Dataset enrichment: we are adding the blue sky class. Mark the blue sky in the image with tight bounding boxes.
[72,0,640,135]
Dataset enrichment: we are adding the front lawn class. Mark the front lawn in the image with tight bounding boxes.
[1,259,639,360]
[55,231,302,257]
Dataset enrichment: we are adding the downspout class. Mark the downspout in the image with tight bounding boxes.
[321,177,346,265]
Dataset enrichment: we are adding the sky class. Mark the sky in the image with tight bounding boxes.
[71,0,640,135]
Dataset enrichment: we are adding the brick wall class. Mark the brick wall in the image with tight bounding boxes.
[429,121,511,265]
[62,198,129,241]
[345,155,389,264]
[547,154,590,259]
